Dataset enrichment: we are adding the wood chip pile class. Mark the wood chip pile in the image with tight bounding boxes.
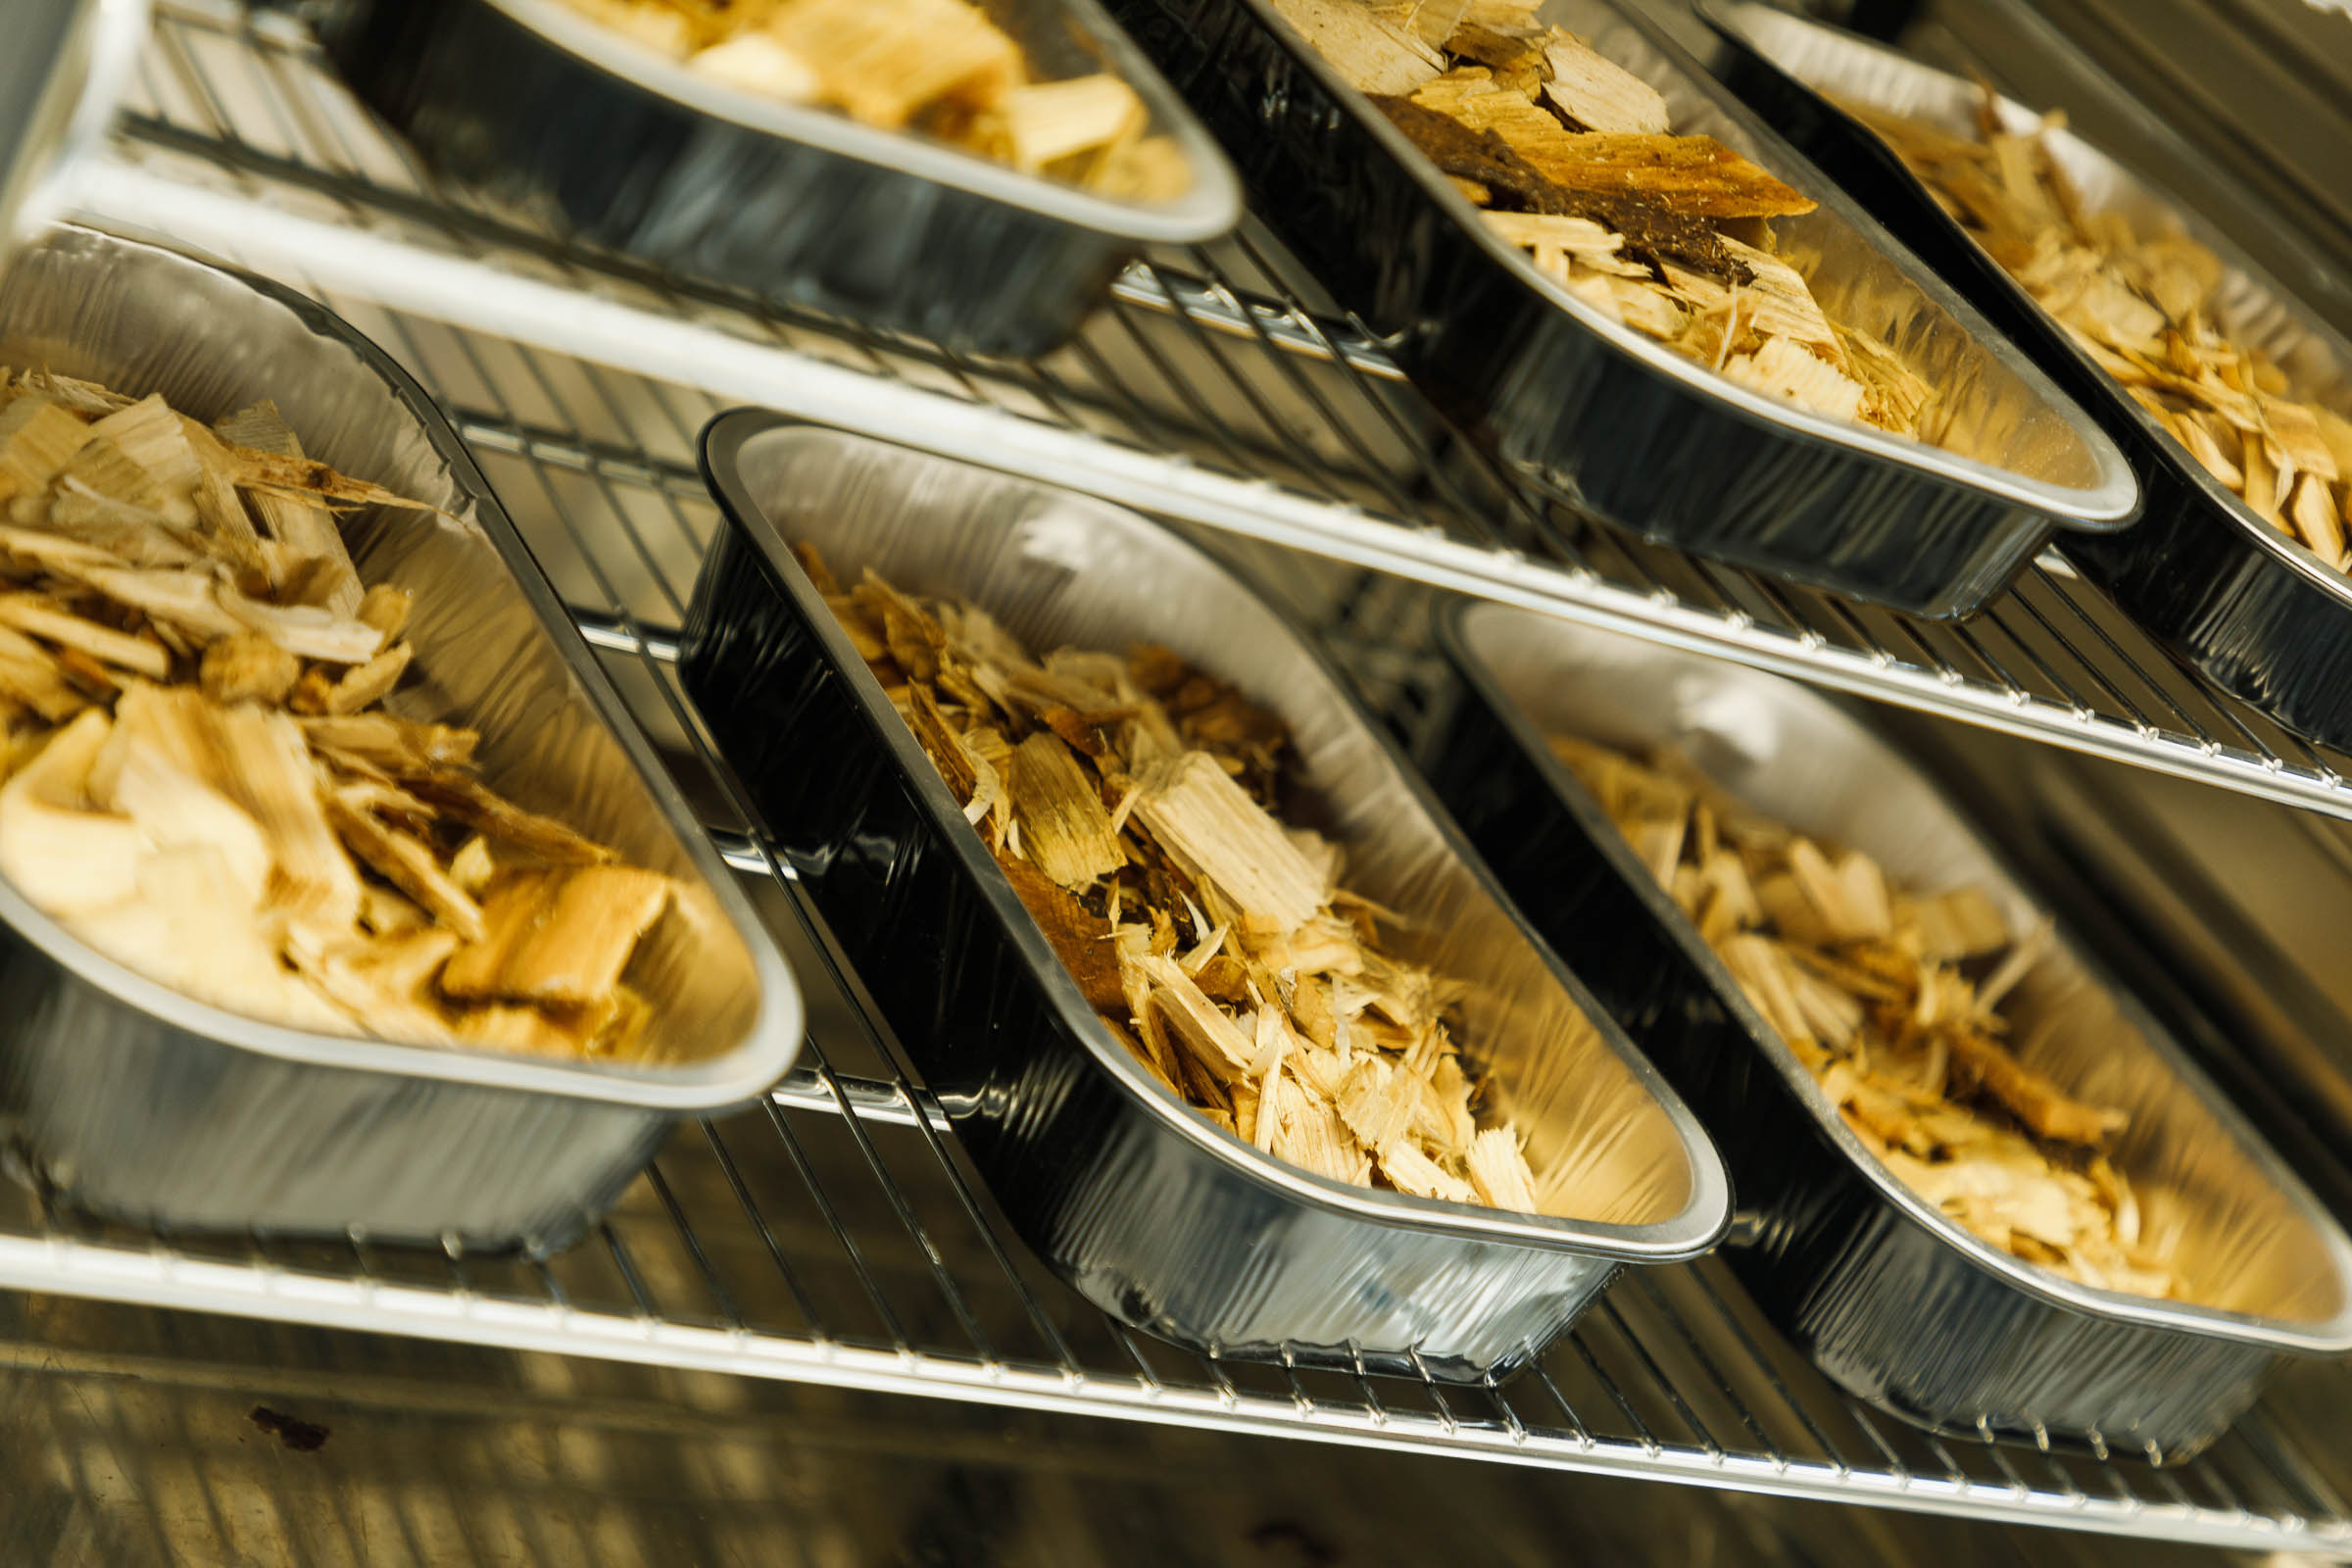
[556,0,1191,199]
[0,370,675,1059]
[1551,733,2180,1298]
[1853,93,2352,567]
[808,545,1543,1211]
[1282,0,1933,435]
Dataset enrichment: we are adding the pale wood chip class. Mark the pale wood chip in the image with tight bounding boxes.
[769,0,1024,129]
[0,396,93,501]
[0,593,171,679]
[1135,751,1328,938]
[1465,1126,1540,1211]
[1272,0,1444,95]
[1722,336,1865,424]
[1540,32,1668,135]
[1007,730,1123,889]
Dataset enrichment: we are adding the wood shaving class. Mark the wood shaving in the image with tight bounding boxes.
[1286,0,1935,435]
[0,369,675,1060]
[1550,732,2180,1300]
[1852,92,2352,569]
[808,544,1540,1211]
[552,0,1191,200]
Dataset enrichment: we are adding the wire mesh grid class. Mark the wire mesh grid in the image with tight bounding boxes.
[76,0,2352,826]
[0,269,2341,1550]
[7,0,2347,1552]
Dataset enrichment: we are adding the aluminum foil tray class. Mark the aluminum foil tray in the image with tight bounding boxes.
[0,226,805,1252]
[1427,600,2352,1456]
[678,411,1729,1381]
[318,0,1240,358]
[1095,0,2134,617]
[1698,2,2352,750]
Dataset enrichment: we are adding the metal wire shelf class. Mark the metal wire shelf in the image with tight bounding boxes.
[0,270,2340,1550]
[12,0,2352,1553]
[77,0,2352,825]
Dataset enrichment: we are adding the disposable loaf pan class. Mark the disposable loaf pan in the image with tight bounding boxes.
[319,0,1241,359]
[1698,2,2352,752]
[1426,600,2352,1456]
[1094,0,2135,617]
[0,226,805,1252]
[679,410,1730,1381]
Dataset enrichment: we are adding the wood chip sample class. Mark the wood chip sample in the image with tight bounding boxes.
[1542,33,1668,134]
[0,369,675,1060]
[1279,2,1941,437]
[1274,0,1444,95]
[441,866,673,1005]
[814,549,1541,1213]
[549,0,1193,200]
[1549,730,2180,1300]
[1007,731,1124,888]
[213,402,363,612]
[1855,92,2352,571]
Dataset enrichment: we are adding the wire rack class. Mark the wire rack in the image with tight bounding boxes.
[0,273,2336,1554]
[12,0,2352,1554]
[80,0,2352,826]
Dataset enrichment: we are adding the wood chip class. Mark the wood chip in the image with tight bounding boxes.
[440,866,672,1005]
[1542,32,1669,135]
[1007,730,1124,888]
[816,548,1539,1212]
[1003,75,1147,174]
[1274,0,1444,94]
[1134,751,1330,938]
[0,396,93,502]
[1553,730,2174,1301]
[1723,335,1866,424]
[769,0,1024,128]
[213,402,366,613]
[0,593,171,679]
[1866,90,2351,574]
[326,794,487,943]
[0,373,675,1058]
[199,631,303,707]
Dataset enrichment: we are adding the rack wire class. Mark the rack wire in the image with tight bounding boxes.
[82,0,2352,824]
[13,0,2352,1553]
[0,272,2343,1551]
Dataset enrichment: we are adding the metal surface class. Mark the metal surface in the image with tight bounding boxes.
[1700,3,2352,759]
[0,0,148,247]
[317,0,1239,357]
[1101,0,2136,617]
[0,1300,2260,1568]
[680,414,1728,1378]
[1428,601,2352,1456]
[0,272,2335,1545]
[19,1,2352,1548]
[74,2,2352,824]
[0,226,802,1250]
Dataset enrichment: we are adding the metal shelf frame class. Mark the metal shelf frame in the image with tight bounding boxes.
[1,0,2347,1555]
